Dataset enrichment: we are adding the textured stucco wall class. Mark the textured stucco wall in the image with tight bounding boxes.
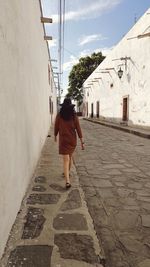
[83,8,150,127]
[0,0,56,257]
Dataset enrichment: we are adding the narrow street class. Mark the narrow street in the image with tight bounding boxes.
[75,119,150,267]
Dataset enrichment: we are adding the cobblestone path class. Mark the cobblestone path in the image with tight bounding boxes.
[75,120,150,267]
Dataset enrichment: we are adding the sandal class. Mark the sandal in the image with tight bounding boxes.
[66,183,71,189]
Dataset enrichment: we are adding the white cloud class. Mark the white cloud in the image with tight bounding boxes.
[51,0,122,23]
[78,34,107,46]
[63,50,90,72]
[63,55,79,71]
[94,46,115,56]
[63,46,115,72]
[79,49,91,57]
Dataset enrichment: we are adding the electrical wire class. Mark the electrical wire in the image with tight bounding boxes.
[58,0,66,98]
[62,0,65,74]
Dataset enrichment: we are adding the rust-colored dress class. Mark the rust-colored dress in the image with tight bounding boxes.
[54,113,83,155]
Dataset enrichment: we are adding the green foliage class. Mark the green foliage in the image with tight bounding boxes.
[66,52,105,106]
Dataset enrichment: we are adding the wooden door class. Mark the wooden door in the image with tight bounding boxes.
[123,97,128,121]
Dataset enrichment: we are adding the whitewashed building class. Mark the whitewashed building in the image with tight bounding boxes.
[83,8,150,128]
[0,0,57,257]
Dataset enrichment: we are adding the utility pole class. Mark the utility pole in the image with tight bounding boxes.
[58,74,61,106]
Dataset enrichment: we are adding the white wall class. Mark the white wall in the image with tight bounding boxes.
[0,0,57,257]
[83,8,150,127]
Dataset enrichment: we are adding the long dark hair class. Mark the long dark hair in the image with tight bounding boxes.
[59,98,76,121]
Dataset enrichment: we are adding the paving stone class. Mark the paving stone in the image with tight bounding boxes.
[117,188,133,198]
[122,197,137,206]
[34,176,47,183]
[98,188,114,198]
[124,206,140,210]
[97,227,116,252]
[54,233,98,264]
[106,252,129,267]
[115,182,125,187]
[115,210,139,230]
[22,207,45,239]
[137,196,150,203]
[92,179,113,188]
[136,173,148,178]
[138,259,150,267]
[80,177,94,186]
[136,190,150,197]
[141,203,150,210]
[105,198,121,207]
[49,183,66,192]
[32,185,46,192]
[124,163,134,167]
[88,206,108,227]
[93,174,110,179]
[141,215,150,227]
[107,169,122,175]
[145,182,150,188]
[7,245,53,267]
[128,183,142,189]
[27,194,60,205]
[113,176,127,182]
[53,213,88,230]
[118,235,142,253]
[60,189,82,211]
[102,164,125,169]
[82,186,97,197]
[123,168,141,173]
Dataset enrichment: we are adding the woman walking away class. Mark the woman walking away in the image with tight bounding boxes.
[54,98,84,189]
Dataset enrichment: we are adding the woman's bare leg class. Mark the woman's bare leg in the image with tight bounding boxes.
[69,154,73,171]
[63,155,70,184]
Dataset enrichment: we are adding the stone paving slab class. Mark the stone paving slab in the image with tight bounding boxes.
[27,193,61,205]
[22,207,46,239]
[53,213,88,230]
[60,189,82,211]
[54,233,99,264]
[32,184,46,192]
[7,245,53,267]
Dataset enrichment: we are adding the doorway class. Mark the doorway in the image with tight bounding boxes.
[96,101,100,118]
[91,103,94,118]
[122,97,128,121]
[86,102,88,117]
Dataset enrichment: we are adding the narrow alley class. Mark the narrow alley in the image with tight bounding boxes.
[1,119,150,267]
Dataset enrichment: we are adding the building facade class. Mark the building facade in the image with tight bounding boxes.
[83,8,150,128]
[0,0,57,257]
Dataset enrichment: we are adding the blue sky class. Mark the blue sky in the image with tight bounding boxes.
[41,0,150,97]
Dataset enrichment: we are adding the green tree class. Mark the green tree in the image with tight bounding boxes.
[67,52,105,106]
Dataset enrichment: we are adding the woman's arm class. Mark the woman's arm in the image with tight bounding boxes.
[75,116,85,149]
[75,115,82,138]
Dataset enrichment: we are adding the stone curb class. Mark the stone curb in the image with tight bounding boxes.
[84,118,150,139]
